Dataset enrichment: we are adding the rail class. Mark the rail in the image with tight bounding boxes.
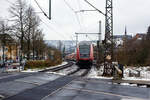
[39,61,74,72]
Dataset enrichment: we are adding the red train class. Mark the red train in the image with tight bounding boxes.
[76,42,94,68]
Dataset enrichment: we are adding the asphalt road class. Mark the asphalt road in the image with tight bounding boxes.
[0,72,149,100]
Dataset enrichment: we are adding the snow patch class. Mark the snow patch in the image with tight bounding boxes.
[124,66,150,81]
[86,67,113,79]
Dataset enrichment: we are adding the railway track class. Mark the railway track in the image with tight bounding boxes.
[39,61,91,77]
[68,68,91,77]
[39,61,74,72]
[42,62,91,78]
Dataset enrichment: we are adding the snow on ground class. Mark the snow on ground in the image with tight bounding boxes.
[123,66,150,81]
[0,66,24,73]
[54,65,78,75]
[86,66,150,81]
[22,62,68,73]
[47,65,79,76]
[86,67,113,79]
[46,71,66,76]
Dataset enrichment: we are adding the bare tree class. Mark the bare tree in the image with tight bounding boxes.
[9,0,27,62]
[34,30,46,60]
[58,40,63,52]
[24,6,40,60]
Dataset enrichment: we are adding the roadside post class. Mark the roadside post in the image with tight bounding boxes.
[113,62,123,80]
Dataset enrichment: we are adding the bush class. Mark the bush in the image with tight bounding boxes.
[25,59,62,69]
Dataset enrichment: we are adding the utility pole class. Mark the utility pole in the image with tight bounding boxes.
[49,0,51,19]
[103,0,113,76]
[76,33,78,48]
[123,26,127,64]
[2,23,5,65]
[97,21,102,68]
[99,21,102,43]
[84,0,114,76]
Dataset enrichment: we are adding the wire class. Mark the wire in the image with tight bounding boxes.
[33,0,79,45]
[41,19,67,39]
[50,20,74,38]
[76,0,83,25]
[63,0,82,29]
[84,0,105,16]
[42,20,76,49]
[33,0,50,19]
[6,0,14,5]
[34,0,75,41]
[63,0,75,12]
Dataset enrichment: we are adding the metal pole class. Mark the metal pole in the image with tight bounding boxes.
[99,21,102,43]
[2,23,5,65]
[103,0,113,76]
[97,21,102,67]
[49,0,51,19]
[2,45,5,65]
[76,33,78,48]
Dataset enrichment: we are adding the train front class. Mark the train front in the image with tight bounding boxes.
[76,42,94,68]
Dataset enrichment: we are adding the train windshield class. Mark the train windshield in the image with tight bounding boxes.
[79,45,90,54]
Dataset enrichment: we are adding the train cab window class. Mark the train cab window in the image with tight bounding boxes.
[79,45,90,54]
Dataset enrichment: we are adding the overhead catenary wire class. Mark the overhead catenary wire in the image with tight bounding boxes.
[49,20,74,38]
[41,17,76,45]
[63,0,82,29]
[76,0,84,29]
[6,0,14,5]
[40,19,67,39]
[41,19,75,49]
[33,0,74,39]
[34,0,50,19]
[33,0,83,46]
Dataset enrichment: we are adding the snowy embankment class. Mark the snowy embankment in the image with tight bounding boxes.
[87,66,150,81]
[123,66,150,81]
[86,67,113,79]
[22,62,68,73]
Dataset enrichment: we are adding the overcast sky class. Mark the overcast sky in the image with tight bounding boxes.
[0,0,150,41]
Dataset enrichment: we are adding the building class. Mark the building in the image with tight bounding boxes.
[134,33,147,40]
[113,35,132,47]
[0,34,19,62]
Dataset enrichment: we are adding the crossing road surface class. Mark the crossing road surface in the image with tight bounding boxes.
[0,72,149,100]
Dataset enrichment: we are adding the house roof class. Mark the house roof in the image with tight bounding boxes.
[113,35,132,39]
